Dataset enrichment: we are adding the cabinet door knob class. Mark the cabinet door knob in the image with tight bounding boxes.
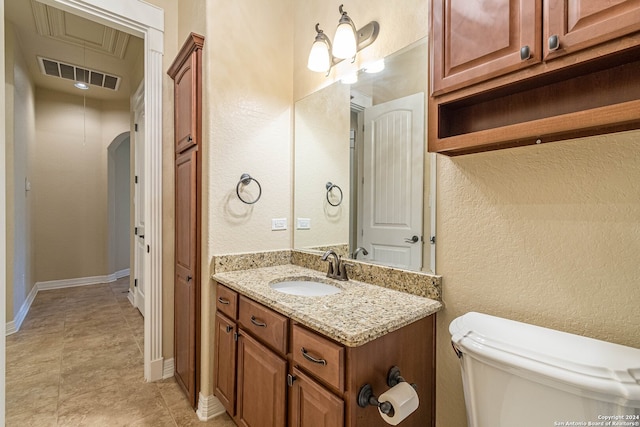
[548,35,560,51]
[225,325,233,333]
[520,45,531,60]
[301,347,327,366]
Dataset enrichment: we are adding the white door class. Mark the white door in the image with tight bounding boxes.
[360,93,424,270]
[133,87,146,316]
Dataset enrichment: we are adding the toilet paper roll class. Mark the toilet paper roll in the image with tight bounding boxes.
[377,382,420,425]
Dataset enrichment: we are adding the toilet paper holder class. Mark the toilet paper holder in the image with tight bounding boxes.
[357,366,417,415]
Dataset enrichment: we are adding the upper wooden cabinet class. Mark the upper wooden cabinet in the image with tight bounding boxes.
[429,1,640,155]
[544,0,640,59]
[431,0,541,95]
[168,34,204,154]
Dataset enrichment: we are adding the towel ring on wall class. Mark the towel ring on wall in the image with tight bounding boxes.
[236,173,262,205]
[325,182,343,207]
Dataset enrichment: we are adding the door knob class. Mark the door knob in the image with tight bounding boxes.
[404,235,419,243]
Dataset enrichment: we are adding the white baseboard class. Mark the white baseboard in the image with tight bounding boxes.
[36,269,130,291]
[196,392,226,421]
[127,290,136,307]
[6,284,38,336]
[7,269,131,335]
[162,358,175,379]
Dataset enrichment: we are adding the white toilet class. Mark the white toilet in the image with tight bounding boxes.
[450,312,640,427]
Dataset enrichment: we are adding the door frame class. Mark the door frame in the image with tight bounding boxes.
[36,0,166,382]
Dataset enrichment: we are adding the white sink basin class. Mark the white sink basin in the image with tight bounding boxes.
[269,279,342,297]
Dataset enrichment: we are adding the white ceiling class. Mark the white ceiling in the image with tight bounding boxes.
[5,0,144,101]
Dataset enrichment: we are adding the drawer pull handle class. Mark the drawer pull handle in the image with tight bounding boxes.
[301,347,327,366]
[250,316,267,328]
[217,297,230,305]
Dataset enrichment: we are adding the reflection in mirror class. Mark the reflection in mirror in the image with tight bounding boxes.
[294,38,435,273]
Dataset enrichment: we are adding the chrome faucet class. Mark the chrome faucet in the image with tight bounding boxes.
[321,250,350,281]
[352,247,369,259]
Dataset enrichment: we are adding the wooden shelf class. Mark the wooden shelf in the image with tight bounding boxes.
[429,47,640,155]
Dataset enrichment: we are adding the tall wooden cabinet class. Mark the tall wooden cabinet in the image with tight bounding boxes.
[168,33,204,408]
[430,0,640,154]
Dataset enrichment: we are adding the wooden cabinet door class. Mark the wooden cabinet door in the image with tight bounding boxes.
[174,148,198,406]
[289,368,344,427]
[431,0,541,94]
[214,312,237,415]
[237,332,287,427]
[173,54,197,154]
[544,0,640,59]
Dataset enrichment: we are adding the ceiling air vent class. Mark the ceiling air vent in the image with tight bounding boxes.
[37,56,121,91]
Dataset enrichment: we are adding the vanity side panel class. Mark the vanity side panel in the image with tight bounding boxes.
[344,315,435,427]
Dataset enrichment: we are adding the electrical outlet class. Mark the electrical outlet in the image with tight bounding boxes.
[297,218,311,230]
[272,218,287,231]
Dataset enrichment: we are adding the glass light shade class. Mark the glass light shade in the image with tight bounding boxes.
[363,59,385,74]
[308,39,332,73]
[341,72,358,84]
[332,22,357,59]
[74,82,89,90]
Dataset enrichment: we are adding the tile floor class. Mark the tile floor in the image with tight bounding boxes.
[6,277,237,427]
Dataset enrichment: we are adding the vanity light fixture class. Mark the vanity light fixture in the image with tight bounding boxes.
[307,4,379,74]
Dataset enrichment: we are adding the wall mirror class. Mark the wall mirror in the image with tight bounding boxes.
[294,38,436,273]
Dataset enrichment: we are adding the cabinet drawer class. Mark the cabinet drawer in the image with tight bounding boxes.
[215,284,238,319]
[238,296,288,355]
[292,325,344,392]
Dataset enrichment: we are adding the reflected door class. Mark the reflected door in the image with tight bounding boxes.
[361,93,424,271]
[133,89,146,316]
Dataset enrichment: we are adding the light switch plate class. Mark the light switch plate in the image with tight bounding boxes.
[272,218,287,231]
[296,218,311,230]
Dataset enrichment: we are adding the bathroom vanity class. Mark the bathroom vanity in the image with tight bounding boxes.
[212,264,441,427]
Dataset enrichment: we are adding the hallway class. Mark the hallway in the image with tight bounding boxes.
[5,277,236,426]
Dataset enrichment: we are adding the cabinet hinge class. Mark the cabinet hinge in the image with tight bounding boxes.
[233,332,238,342]
[287,373,297,387]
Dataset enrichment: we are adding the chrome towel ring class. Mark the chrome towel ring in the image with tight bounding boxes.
[325,182,343,207]
[236,173,262,204]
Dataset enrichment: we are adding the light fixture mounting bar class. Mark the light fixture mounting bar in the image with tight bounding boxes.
[355,21,379,52]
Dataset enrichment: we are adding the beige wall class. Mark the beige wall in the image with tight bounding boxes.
[435,132,640,426]
[195,0,295,397]
[5,21,37,322]
[33,89,129,282]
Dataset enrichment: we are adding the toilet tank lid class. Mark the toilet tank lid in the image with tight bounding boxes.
[450,312,640,403]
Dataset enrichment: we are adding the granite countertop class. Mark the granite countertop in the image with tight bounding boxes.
[212,264,442,347]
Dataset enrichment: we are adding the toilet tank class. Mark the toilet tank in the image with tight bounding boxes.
[450,312,640,427]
